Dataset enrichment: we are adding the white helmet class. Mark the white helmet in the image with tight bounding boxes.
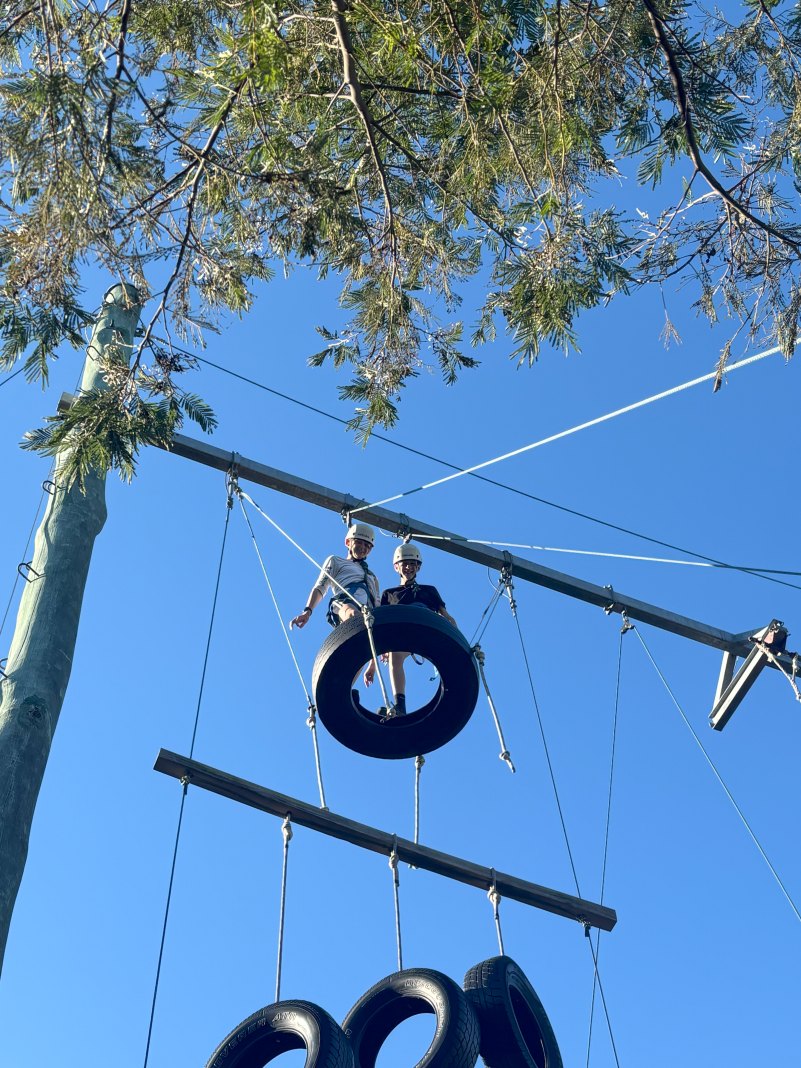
[346,522,375,546]
[394,543,422,565]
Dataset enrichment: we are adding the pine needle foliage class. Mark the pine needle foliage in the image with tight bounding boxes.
[2,0,801,470]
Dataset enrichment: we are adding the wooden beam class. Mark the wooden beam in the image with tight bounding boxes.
[153,749,618,932]
[160,433,795,674]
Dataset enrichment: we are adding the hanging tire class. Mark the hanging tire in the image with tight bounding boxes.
[312,606,480,759]
[204,1000,354,1068]
[462,957,562,1068]
[343,968,480,1068]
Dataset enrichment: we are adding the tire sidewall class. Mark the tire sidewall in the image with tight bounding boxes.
[312,607,479,759]
[205,1000,345,1068]
[343,968,479,1068]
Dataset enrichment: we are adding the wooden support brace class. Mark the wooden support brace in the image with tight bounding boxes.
[153,749,618,932]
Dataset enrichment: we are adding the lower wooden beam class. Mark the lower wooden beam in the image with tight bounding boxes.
[154,749,618,932]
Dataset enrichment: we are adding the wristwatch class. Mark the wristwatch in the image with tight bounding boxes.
[304,605,314,614]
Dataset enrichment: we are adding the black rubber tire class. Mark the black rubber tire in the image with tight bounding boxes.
[205,1000,354,1068]
[462,957,562,1068]
[312,605,479,759]
[342,968,480,1068]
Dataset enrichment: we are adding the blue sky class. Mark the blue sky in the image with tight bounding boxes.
[0,255,800,1068]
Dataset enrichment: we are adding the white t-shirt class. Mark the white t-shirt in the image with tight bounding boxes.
[312,555,380,607]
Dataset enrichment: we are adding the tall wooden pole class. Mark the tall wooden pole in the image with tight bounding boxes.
[0,283,142,973]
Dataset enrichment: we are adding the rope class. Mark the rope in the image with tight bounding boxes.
[488,870,504,955]
[142,481,232,1068]
[0,364,24,389]
[275,814,293,1002]
[583,923,621,1068]
[634,626,801,926]
[407,754,425,870]
[389,840,403,971]
[350,345,784,516]
[176,340,799,592]
[239,490,394,716]
[237,493,328,809]
[469,578,505,646]
[412,535,801,579]
[503,570,582,897]
[473,645,515,772]
[586,617,630,1068]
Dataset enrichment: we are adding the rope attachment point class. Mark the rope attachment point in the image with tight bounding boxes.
[488,868,504,956]
[389,836,403,971]
[275,813,293,1003]
[473,644,515,773]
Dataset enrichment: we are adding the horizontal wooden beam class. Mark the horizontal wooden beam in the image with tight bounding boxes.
[161,434,794,672]
[154,749,618,932]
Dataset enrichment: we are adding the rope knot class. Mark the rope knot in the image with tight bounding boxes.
[472,643,486,665]
[415,754,425,771]
[282,814,293,845]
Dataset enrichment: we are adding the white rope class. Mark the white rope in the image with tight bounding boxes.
[473,645,515,772]
[275,814,293,1002]
[239,490,395,715]
[350,345,784,515]
[416,536,721,568]
[238,495,328,810]
[389,842,403,971]
[488,871,504,956]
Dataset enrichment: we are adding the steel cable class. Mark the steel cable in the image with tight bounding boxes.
[142,483,232,1068]
[634,626,801,926]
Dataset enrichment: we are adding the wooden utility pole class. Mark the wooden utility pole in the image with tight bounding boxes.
[0,283,141,974]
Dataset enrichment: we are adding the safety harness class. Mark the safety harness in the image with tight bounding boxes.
[326,558,379,627]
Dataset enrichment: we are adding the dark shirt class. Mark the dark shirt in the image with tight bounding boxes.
[381,582,446,613]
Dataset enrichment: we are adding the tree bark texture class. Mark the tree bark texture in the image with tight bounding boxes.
[0,283,141,973]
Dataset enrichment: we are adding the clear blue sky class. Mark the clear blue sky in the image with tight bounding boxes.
[0,254,799,1068]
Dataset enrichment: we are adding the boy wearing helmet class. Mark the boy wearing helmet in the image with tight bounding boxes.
[290,523,380,631]
[364,543,457,714]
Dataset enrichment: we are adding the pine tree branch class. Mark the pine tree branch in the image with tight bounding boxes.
[330,0,396,245]
[641,0,801,254]
[101,0,132,153]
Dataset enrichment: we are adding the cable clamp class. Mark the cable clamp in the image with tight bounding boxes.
[580,917,591,936]
[179,773,193,789]
[620,610,634,634]
[306,701,318,728]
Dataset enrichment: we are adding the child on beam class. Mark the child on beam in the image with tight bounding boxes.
[365,543,457,715]
[290,522,380,631]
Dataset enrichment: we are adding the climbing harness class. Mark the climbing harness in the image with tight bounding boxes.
[472,645,514,773]
[142,477,232,1068]
[237,490,397,718]
[236,489,328,809]
[312,605,479,759]
[275,814,293,1002]
[389,839,403,971]
[488,870,504,956]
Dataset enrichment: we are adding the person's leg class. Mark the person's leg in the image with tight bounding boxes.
[389,652,410,713]
[337,602,360,624]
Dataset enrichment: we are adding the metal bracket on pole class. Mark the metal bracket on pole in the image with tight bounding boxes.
[709,620,787,731]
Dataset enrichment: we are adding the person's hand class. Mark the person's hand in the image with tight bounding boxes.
[290,609,312,630]
[364,660,376,687]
